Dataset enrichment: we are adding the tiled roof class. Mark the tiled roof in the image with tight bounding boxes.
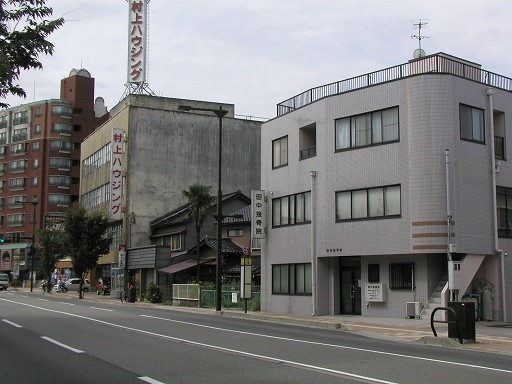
[222,205,251,224]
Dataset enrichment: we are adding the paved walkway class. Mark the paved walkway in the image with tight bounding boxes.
[21,289,512,355]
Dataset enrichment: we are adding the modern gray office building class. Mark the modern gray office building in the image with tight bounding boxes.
[260,52,512,321]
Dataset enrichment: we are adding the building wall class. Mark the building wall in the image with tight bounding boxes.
[261,70,512,318]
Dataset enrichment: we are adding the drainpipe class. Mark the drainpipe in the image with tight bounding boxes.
[445,149,454,301]
[310,170,317,316]
[487,88,507,322]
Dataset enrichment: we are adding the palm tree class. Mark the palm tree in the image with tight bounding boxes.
[183,183,214,282]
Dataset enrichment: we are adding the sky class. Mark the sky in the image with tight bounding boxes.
[2,0,511,120]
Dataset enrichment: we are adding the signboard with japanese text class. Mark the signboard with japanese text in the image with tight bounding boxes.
[365,283,386,302]
[110,128,125,220]
[127,0,147,84]
[251,190,266,239]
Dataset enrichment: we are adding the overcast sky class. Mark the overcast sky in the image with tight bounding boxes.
[3,0,511,120]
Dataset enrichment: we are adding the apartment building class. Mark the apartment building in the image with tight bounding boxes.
[0,69,107,280]
[261,53,512,321]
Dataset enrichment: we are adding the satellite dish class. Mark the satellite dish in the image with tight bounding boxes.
[413,48,426,59]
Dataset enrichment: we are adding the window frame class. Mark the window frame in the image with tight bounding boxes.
[460,104,485,144]
[272,136,288,169]
[272,191,311,228]
[272,263,312,295]
[335,184,401,221]
[335,106,399,151]
[389,263,414,290]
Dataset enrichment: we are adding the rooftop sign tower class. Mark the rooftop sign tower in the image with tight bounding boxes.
[124,0,155,96]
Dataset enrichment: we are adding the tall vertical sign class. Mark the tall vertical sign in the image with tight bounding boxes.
[251,190,266,239]
[110,129,125,220]
[128,0,147,84]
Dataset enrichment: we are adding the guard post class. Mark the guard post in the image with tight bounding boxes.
[240,247,252,313]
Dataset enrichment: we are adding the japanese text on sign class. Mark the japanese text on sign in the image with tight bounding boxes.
[110,128,125,220]
[251,190,266,239]
[127,0,147,83]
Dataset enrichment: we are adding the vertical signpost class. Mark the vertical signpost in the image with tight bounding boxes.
[241,247,252,313]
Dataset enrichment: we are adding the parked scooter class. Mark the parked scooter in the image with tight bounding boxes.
[54,281,68,293]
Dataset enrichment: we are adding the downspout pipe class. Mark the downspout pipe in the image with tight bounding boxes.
[310,170,317,316]
[445,149,453,301]
[487,88,507,322]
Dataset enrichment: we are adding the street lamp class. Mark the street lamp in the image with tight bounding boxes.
[178,105,228,312]
[15,199,38,292]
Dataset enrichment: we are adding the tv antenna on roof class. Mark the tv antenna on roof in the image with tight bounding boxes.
[411,19,430,59]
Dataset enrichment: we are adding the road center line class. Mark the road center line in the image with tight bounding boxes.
[91,307,114,312]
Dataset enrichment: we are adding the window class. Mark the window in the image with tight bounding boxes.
[34,124,41,134]
[0,133,6,145]
[8,195,25,208]
[299,124,316,160]
[48,175,71,187]
[0,115,7,128]
[48,194,71,205]
[227,228,244,237]
[10,143,27,154]
[272,191,311,227]
[49,157,72,169]
[32,141,40,151]
[80,183,110,210]
[170,233,182,251]
[272,263,312,295]
[335,107,399,150]
[368,264,380,283]
[9,160,27,172]
[12,128,27,142]
[34,107,42,117]
[13,110,28,125]
[389,263,414,290]
[9,178,26,190]
[32,159,38,169]
[52,123,73,134]
[336,185,401,221]
[272,136,288,168]
[52,105,73,116]
[7,214,24,226]
[460,104,484,143]
[31,177,38,187]
[82,143,111,176]
[50,140,73,151]
[497,186,512,238]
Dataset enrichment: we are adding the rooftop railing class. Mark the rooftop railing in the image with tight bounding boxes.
[277,53,512,116]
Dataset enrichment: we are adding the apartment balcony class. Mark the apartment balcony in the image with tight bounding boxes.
[11,134,28,142]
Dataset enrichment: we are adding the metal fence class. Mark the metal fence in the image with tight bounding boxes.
[172,284,261,311]
[277,53,512,116]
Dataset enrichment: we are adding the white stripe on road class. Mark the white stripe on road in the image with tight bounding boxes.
[41,336,84,353]
[59,302,74,305]
[138,377,165,384]
[2,319,22,328]
[91,307,114,312]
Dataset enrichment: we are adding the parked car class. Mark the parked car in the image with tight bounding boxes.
[0,273,8,290]
[65,278,91,292]
[96,279,110,295]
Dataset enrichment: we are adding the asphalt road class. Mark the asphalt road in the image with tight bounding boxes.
[1,290,511,384]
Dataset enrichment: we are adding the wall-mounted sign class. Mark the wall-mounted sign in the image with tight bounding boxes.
[366,283,386,302]
[251,190,266,239]
[110,128,125,220]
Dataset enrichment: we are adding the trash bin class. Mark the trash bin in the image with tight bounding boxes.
[448,301,475,342]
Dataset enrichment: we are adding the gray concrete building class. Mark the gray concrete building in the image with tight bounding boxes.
[80,95,261,295]
[260,53,512,321]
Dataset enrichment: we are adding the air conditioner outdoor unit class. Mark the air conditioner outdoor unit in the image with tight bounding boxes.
[406,302,421,319]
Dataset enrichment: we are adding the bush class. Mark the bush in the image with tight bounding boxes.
[144,282,162,303]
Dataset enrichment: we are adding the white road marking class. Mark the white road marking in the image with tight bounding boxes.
[41,336,84,353]
[2,319,22,328]
[59,302,74,305]
[138,377,166,384]
[38,298,49,302]
[91,307,114,312]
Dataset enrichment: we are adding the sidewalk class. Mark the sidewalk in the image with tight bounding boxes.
[27,288,512,355]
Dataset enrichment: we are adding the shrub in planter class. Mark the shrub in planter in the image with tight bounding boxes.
[144,282,162,303]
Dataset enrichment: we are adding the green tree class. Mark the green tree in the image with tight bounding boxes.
[37,219,66,292]
[63,203,112,298]
[0,0,64,108]
[183,183,214,282]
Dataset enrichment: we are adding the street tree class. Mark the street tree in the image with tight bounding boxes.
[63,203,112,298]
[183,183,214,282]
[0,0,64,108]
[37,219,66,292]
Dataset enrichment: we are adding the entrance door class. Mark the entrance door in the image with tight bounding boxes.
[340,266,361,315]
